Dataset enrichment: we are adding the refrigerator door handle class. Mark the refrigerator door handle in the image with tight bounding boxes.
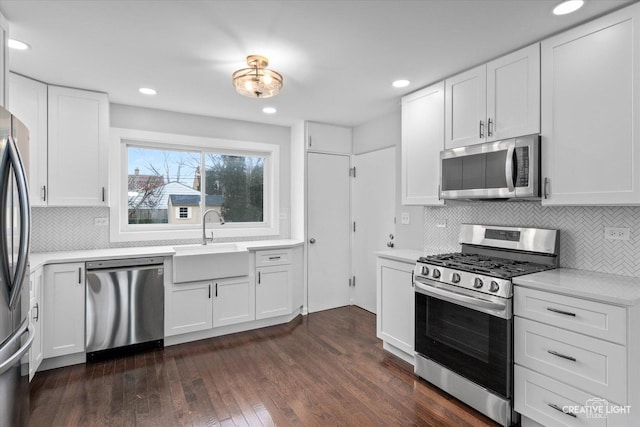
[0,318,34,376]
[7,135,30,310]
[0,139,12,306]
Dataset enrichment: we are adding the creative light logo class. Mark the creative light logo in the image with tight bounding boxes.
[562,397,631,419]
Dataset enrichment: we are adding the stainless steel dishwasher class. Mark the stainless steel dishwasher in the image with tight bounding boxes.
[85,257,164,359]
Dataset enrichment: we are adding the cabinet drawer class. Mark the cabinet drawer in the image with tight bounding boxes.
[515,286,626,345]
[515,317,626,404]
[515,365,626,427]
[255,249,292,267]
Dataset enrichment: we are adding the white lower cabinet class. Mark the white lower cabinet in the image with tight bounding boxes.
[514,285,631,427]
[376,256,414,361]
[43,263,85,358]
[255,265,292,320]
[29,267,44,379]
[166,280,213,336]
[212,277,255,327]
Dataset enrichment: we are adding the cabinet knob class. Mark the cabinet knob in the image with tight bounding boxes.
[309,238,316,244]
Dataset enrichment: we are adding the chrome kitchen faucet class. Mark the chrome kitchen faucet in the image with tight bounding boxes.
[202,209,225,245]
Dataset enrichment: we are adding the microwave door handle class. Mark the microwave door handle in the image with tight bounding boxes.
[505,144,515,193]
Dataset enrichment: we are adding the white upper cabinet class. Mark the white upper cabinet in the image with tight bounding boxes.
[0,12,7,108]
[9,73,48,206]
[541,3,640,205]
[401,81,445,205]
[306,121,352,154]
[487,43,540,141]
[445,65,487,148]
[48,85,109,206]
[445,44,540,148]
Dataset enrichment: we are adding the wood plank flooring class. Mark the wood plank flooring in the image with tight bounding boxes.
[29,307,499,426]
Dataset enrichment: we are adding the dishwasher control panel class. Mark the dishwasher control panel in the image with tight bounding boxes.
[86,256,164,270]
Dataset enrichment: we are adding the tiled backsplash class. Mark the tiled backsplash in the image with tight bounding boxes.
[424,202,640,278]
[31,207,277,252]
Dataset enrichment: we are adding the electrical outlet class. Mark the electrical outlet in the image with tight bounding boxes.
[401,212,410,225]
[436,219,447,228]
[94,217,108,226]
[604,227,630,241]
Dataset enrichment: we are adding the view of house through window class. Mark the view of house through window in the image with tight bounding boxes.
[127,146,265,225]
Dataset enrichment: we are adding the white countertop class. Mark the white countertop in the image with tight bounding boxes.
[30,239,303,271]
[375,249,424,264]
[514,268,640,307]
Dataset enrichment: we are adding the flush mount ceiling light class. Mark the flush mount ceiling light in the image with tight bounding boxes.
[232,55,283,98]
[8,39,30,50]
[553,0,584,15]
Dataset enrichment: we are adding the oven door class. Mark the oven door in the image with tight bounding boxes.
[414,277,512,399]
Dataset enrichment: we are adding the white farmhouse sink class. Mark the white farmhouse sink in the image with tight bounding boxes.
[172,243,249,283]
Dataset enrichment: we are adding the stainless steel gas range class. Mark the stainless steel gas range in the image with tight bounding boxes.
[413,224,559,427]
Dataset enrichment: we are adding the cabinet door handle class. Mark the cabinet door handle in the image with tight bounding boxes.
[268,256,281,260]
[42,185,47,202]
[547,307,576,317]
[411,271,415,288]
[544,177,549,199]
[548,403,577,418]
[78,267,82,284]
[33,303,39,322]
[548,349,576,362]
[102,187,105,202]
[308,136,312,148]
[479,120,485,139]
[215,283,218,298]
[258,271,261,284]
[208,284,211,299]
[487,118,493,137]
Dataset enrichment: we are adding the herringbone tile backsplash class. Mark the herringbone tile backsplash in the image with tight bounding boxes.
[31,207,275,252]
[424,202,640,277]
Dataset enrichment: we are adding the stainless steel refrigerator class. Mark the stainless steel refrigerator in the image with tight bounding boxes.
[0,105,33,426]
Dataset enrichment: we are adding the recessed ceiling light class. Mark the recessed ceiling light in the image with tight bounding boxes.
[8,39,30,50]
[139,87,157,95]
[553,0,584,15]
[392,79,410,88]
[262,107,277,114]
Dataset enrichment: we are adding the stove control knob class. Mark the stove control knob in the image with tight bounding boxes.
[473,278,483,289]
[421,266,429,276]
[432,269,441,279]
[489,281,500,293]
[451,273,461,283]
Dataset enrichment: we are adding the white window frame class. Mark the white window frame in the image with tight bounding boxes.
[110,128,280,242]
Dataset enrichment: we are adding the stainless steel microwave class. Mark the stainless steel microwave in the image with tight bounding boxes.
[440,134,540,200]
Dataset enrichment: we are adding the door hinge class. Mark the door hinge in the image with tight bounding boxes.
[353,221,356,232]
[349,166,356,177]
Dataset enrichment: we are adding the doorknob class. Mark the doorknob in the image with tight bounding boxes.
[309,238,316,244]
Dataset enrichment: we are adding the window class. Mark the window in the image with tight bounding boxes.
[111,128,280,242]
[177,207,190,219]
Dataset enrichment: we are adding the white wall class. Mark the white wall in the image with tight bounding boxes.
[352,108,423,250]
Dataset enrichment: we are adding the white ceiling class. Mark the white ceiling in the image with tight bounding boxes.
[1,0,634,127]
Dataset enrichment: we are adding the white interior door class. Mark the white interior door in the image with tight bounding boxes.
[307,152,351,313]
[352,147,396,313]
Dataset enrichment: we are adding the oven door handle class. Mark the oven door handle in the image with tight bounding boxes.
[414,278,510,318]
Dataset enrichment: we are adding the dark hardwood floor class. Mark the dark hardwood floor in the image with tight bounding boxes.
[29,307,499,426]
